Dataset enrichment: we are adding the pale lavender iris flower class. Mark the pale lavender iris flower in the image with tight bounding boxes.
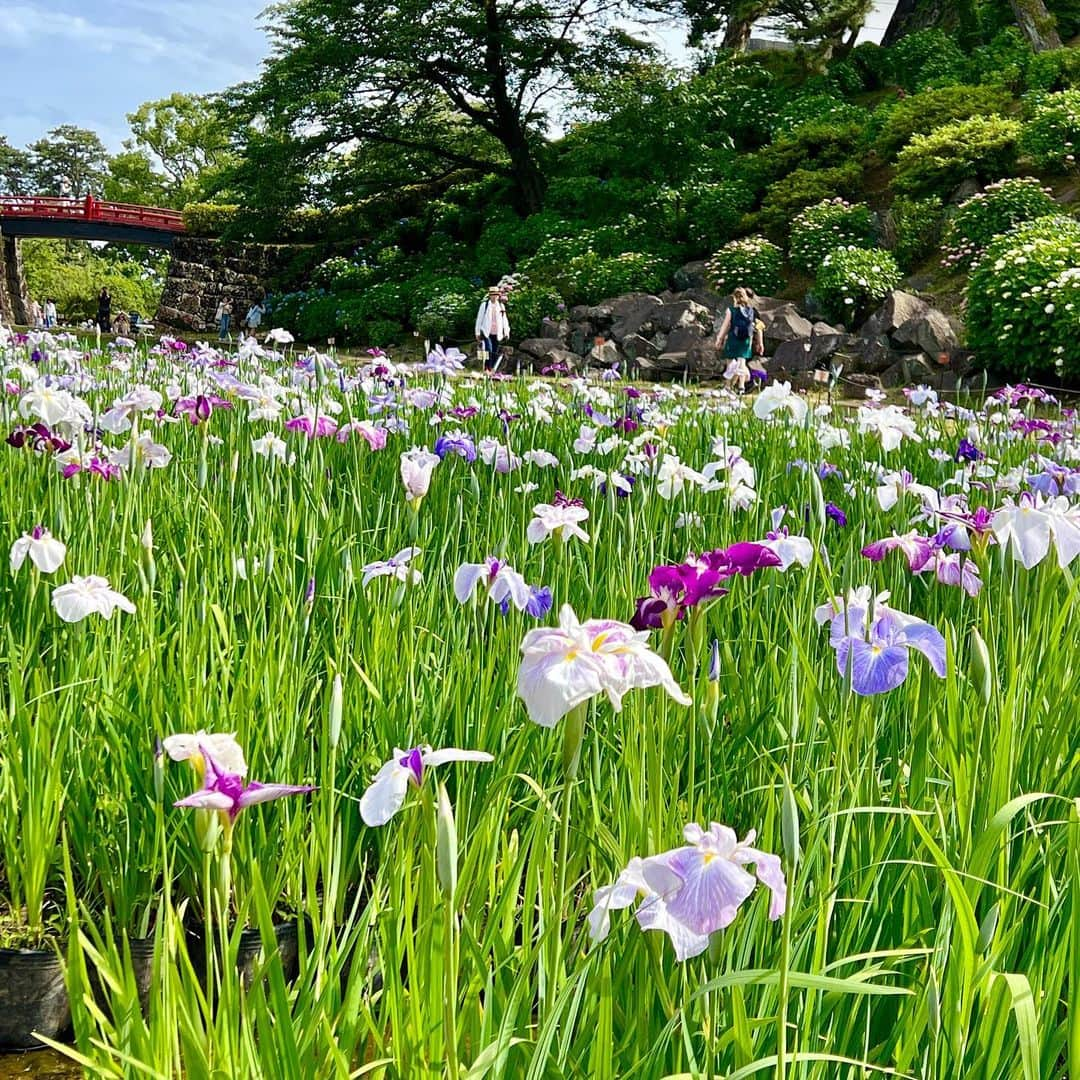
[588,823,786,962]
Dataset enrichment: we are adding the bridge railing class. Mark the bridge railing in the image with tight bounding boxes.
[0,195,185,233]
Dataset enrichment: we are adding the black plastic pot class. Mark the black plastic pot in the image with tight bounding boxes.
[88,935,156,1020]
[0,946,71,1049]
[187,919,300,987]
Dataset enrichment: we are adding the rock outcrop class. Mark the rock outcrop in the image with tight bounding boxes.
[509,267,971,388]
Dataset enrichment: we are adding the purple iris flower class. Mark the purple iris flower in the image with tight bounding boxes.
[818,462,841,480]
[174,747,315,823]
[822,596,947,696]
[861,532,933,572]
[625,387,641,400]
[434,431,477,462]
[935,505,996,551]
[824,502,847,527]
[599,473,636,498]
[502,585,553,618]
[450,406,479,420]
[955,438,984,463]
[552,490,585,509]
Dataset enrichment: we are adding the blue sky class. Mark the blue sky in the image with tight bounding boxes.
[0,1,270,149]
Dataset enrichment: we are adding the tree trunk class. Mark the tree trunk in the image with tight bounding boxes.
[506,138,546,215]
[1009,0,1063,51]
[722,17,754,51]
[882,0,943,46]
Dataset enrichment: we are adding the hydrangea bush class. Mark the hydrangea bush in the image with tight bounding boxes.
[1020,89,1080,171]
[788,198,876,274]
[706,236,785,297]
[814,246,902,323]
[966,215,1080,378]
[887,29,969,92]
[942,178,1058,270]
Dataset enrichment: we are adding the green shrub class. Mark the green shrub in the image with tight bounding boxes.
[748,120,867,186]
[755,162,864,238]
[1020,89,1080,170]
[788,198,876,274]
[310,257,353,289]
[887,29,968,92]
[874,84,1014,160]
[966,215,1080,377]
[849,42,892,90]
[1025,45,1080,92]
[295,292,341,343]
[550,252,667,306]
[505,283,565,339]
[182,203,240,237]
[969,28,1032,91]
[706,236,785,297]
[814,246,903,324]
[693,63,778,149]
[887,197,947,271]
[684,180,756,251]
[412,278,478,340]
[364,318,404,348]
[942,178,1058,270]
[893,115,1021,198]
[770,94,866,136]
[826,58,865,96]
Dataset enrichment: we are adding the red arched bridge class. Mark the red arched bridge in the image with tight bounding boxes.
[0,194,186,247]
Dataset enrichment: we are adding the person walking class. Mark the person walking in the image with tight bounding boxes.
[714,286,764,394]
[243,299,265,335]
[216,298,233,342]
[97,288,112,334]
[28,297,42,328]
[474,286,510,370]
[45,298,58,329]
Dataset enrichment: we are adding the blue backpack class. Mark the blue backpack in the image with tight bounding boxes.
[730,305,753,342]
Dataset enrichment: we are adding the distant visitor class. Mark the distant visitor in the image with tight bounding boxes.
[475,285,510,371]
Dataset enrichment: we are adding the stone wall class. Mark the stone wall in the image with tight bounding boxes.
[156,237,308,332]
[0,235,29,326]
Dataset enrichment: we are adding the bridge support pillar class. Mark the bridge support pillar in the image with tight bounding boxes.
[0,233,29,326]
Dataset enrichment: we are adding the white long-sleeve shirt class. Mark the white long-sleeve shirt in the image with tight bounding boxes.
[475,298,510,340]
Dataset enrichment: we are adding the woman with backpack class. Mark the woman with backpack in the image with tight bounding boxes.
[715,287,764,394]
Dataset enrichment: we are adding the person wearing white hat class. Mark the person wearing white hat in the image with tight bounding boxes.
[474,286,510,370]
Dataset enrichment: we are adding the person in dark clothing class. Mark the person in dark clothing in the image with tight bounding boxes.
[97,288,112,334]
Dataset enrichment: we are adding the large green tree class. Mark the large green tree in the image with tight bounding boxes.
[125,93,234,202]
[233,0,643,215]
[28,125,109,197]
[0,136,34,195]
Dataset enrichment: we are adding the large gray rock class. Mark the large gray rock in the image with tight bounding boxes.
[835,335,897,375]
[866,291,930,337]
[640,352,691,378]
[652,300,712,335]
[760,303,813,344]
[771,338,818,373]
[677,287,725,313]
[893,309,959,356]
[518,337,569,359]
[620,332,660,360]
[686,342,723,375]
[839,372,884,398]
[672,260,710,290]
[663,323,709,354]
[608,296,665,341]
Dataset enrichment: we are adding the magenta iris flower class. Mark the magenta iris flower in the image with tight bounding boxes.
[175,748,315,822]
[631,544,780,630]
[285,414,339,438]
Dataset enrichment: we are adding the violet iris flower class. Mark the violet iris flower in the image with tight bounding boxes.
[175,747,314,823]
[824,502,847,527]
[434,430,477,462]
[955,438,983,463]
[454,557,550,617]
[818,591,947,696]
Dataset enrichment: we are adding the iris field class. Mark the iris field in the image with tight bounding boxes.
[0,327,1077,1078]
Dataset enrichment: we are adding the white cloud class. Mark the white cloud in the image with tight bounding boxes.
[1,4,171,58]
